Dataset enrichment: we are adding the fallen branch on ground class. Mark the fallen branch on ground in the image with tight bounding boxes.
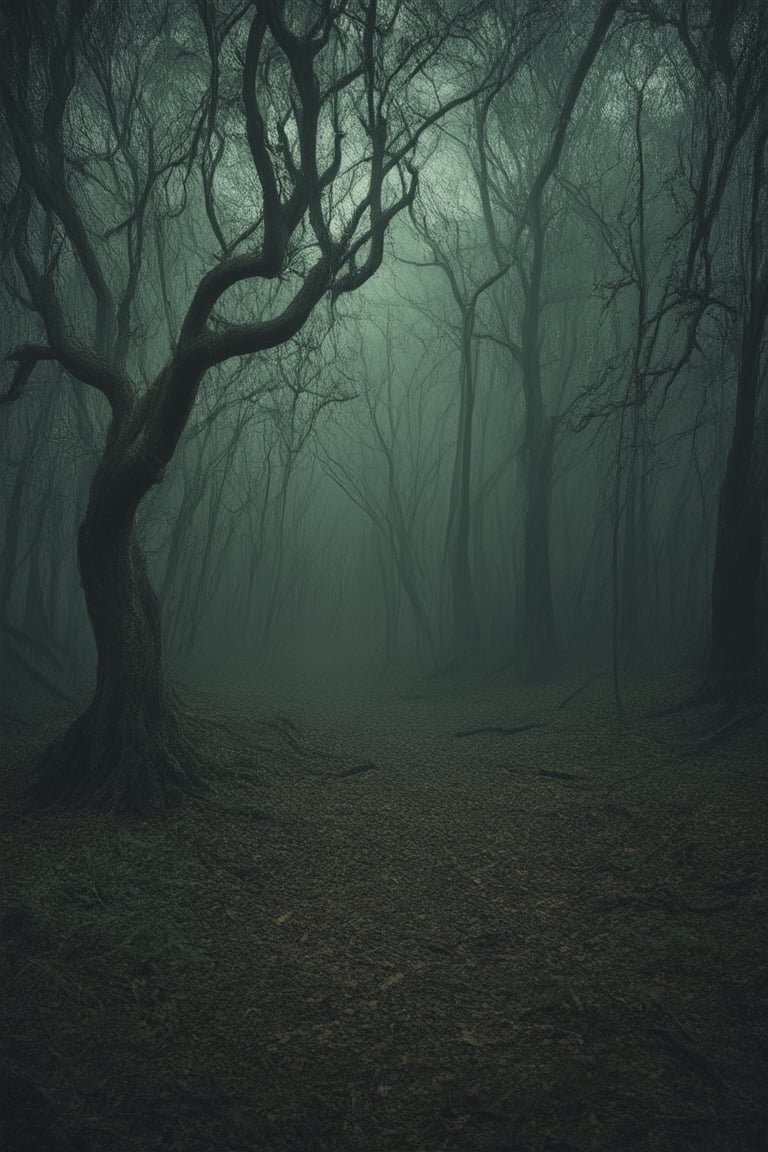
[454,722,544,738]
[334,761,378,779]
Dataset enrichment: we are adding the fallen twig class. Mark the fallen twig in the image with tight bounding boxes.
[454,722,544,738]
[558,668,607,709]
[334,761,378,779]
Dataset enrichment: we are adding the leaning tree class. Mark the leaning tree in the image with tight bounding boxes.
[0,0,498,812]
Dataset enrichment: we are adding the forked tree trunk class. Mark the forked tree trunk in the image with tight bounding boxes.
[33,443,203,814]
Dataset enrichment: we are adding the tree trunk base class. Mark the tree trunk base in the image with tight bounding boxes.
[699,658,766,708]
[31,692,206,816]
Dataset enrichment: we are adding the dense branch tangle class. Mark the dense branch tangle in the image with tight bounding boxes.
[0,0,497,812]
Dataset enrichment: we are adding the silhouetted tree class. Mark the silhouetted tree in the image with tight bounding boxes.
[476,0,622,678]
[1,0,497,811]
[407,197,508,659]
[637,0,768,689]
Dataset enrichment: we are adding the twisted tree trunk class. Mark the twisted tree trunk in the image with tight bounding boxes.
[33,431,203,814]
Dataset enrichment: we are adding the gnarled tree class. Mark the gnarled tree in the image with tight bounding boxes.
[0,0,495,812]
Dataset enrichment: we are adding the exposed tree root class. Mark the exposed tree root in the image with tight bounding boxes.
[679,703,765,757]
[647,666,766,722]
[29,700,207,816]
[643,686,721,719]
[260,717,340,761]
[192,711,275,756]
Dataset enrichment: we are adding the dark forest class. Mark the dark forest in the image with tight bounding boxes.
[0,0,766,1149]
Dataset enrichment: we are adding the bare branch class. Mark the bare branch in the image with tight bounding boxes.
[1,345,56,404]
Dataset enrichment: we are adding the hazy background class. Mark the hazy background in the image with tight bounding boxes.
[1,0,765,698]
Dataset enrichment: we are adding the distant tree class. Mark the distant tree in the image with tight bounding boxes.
[638,0,768,691]
[321,316,447,667]
[0,0,498,812]
[695,24,768,691]
[476,0,622,678]
[407,195,509,660]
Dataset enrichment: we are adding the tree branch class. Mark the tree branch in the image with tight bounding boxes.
[1,345,56,404]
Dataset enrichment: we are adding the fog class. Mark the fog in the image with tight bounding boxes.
[2,1,765,720]
[1,4,767,1150]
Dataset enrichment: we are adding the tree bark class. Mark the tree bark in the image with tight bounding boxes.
[708,466,762,687]
[33,441,203,814]
[707,338,764,688]
[707,182,768,689]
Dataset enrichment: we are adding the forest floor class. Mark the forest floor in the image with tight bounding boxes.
[1,661,767,1152]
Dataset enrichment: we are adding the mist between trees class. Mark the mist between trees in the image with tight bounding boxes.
[0,0,765,811]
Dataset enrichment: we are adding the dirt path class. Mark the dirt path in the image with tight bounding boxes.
[1,666,767,1151]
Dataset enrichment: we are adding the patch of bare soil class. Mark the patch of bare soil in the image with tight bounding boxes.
[1,666,767,1152]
